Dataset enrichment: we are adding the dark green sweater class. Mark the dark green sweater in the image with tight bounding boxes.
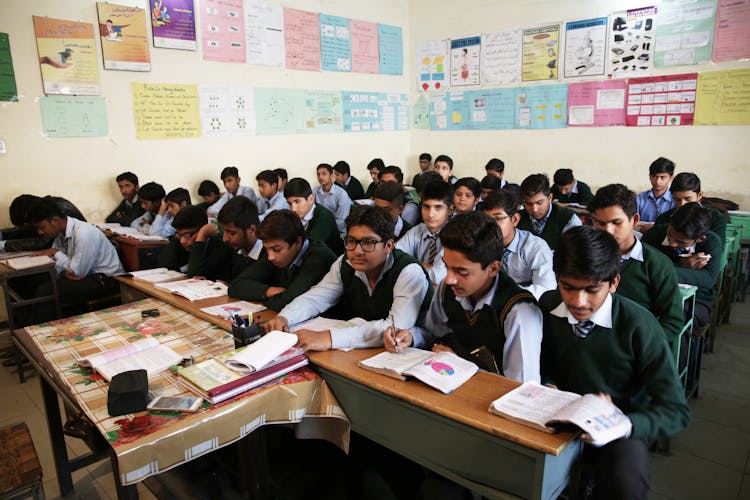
[105,198,145,226]
[551,181,593,205]
[518,203,577,250]
[308,204,344,255]
[655,205,727,245]
[158,236,233,282]
[342,177,365,200]
[228,239,336,311]
[539,290,690,440]
[364,181,378,199]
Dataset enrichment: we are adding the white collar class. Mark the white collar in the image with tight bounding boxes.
[455,274,500,313]
[622,237,644,262]
[550,293,613,329]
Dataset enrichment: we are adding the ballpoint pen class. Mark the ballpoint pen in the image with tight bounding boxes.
[390,314,399,353]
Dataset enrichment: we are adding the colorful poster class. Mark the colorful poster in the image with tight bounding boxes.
[150,0,197,50]
[416,40,448,91]
[320,14,351,72]
[450,36,481,87]
[516,84,567,129]
[625,73,697,126]
[429,91,470,131]
[284,8,320,71]
[567,80,626,126]
[695,69,750,125]
[0,33,18,102]
[39,96,108,137]
[655,0,715,67]
[343,91,407,132]
[482,30,522,85]
[413,94,430,129]
[97,3,151,71]
[712,0,750,62]
[469,88,516,130]
[201,0,245,63]
[607,6,657,77]
[378,24,403,75]
[563,17,608,78]
[303,90,343,132]
[255,87,306,134]
[199,85,255,136]
[521,24,560,81]
[33,16,100,95]
[350,20,379,74]
[244,0,284,67]
[131,82,201,139]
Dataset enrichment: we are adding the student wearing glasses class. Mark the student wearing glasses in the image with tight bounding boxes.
[263,206,432,352]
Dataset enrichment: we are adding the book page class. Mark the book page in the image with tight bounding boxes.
[130,268,187,283]
[223,330,298,373]
[200,301,267,319]
[489,382,580,429]
[1,255,55,269]
[95,343,182,381]
[549,393,632,446]
[155,279,228,301]
[78,336,159,368]
[402,351,479,395]
[359,347,433,376]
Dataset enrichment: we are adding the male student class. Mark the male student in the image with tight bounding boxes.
[263,206,431,351]
[314,163,352,235]
[481,190,555,300]
[480,175,502,201]
[539,226,689,499]
[396,180,453,284]
[158,206,232,282]
[588,184,683,341]
[105,171,145,226]
[433,154,458,185]
[551,168,593,205]
[379,165,420,226]
[284,177,344,255]
[256,169,289,220]
[373,181,412,241]
[207,166,257,217]
[636,156,675,223]
[364,158,384,198]
[386,212,542,382]
[196,180,220,211]
[215,196,264,277]
[1,195,86,252]
[228,210,336,312]
[273,168,288,193]
[411,152,432,193]
[130,182,176,238]
[655,172,727,243]
[453,177,480,215]
[517,173,582,251]
[333,160,365,200]
[484,158,520,194]
[165,187,191,217]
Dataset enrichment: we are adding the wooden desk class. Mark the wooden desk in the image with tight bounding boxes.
[309,349,581,500]
[111,236,168,272]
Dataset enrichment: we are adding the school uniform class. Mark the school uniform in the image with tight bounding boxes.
[0,196,86,252]
[158,236,234,282]
[502,229,556,300]
[258,191,290,220]
[395,222,447,284]
[637,189,674,223]
[341,176,365,200]
[551,180,593,205]
[130,211,176,238]
[517,203,582,251]
[393,216,412,242]
[302,203,344,255]
[655,205,727,245]
[231,239,264,278]
[401,201,420,227]
[105,195,145,226]
[364,181,378,199]
[207,185,257,215]
[313,183,351,235]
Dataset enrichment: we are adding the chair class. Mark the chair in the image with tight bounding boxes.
[0,422,45,500]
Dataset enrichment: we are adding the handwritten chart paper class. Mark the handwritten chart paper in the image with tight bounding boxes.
[655,0,715,67]
[284,8,320,71]
[33,17,100,96]
[303,90,343,133]
[450,36,481,87]
[244,0,283,66]
[469,88,516,130]
[416,40,448,91]
[567,80,626,126]
[340,92,409,132]
[199,85,255,136]
[150,0,197,50]
[413,94,429,129]
[320,14,351,72]
[521,24,560,81]
[483,30,521,85]
[97,3,151,71]
[40,96,108,137]
[625,73,697,126]
[378,24,403,75]
[563,18,607,78]
[607,6,657,77]
[201,0,245,63]
[255,87,306,134]
[350,20,379,74]
[712,0,750,62]
[0,33,18,102]
[516,84,568,129]
[695,69,750,125]
[131,82,201,139]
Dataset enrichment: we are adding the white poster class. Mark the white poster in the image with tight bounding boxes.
[483,29,522,85]
[607,6,657,77]
[199,85,256,136]
[450,36,481,87]
[564,17,608,78]
[244,0,284,67]
[416,39,449,92]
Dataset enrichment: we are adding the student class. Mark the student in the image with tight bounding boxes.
[165,187,192,217]
[263,206,432,351]
[379,165,420,226]
[196,180,221,211]
[313,163,351,235]
[129,182,176,238]
[480,175,502,201]
[588,184,683,341]
[216,196,264,277]
[453,177,480,215]
[373,181,412,241]
[539,226,689,499]
[284,177,344,255]
[411,152,432,193]
[484,158,520,194]
[551,168,593,205]
[481,190,555,300]
[207,166,258,217]
[158,206,232,282]
[228,210,336,312]
[273,168,288,193]
[333,160,365,200]
[256,169,290,220]
[396,180,453,284]
[364,158,385,198]
[433,154,458,185]
[1,194,86,252]
[655,172,727,243]
[386,211,542,382]
[517,173,582,251]
[105,171,145,226]
[636,156,676,223]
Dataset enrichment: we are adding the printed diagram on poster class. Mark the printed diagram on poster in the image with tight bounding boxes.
[150,0,197,50]
[522,24,560,81]
[567,80,626,126]
[712,0,750,62]
[201,0,246,63]
[416,40,448,91]
[97,3,151,71]
[625,73,697,126]
[655,0,715,67]
[450,36,481,87]
[320,14,351,72]
[563,17,607,78]
[483,29,521,85]
[39,95,108,137]
[199,85,256,136]
[607,6,657,77]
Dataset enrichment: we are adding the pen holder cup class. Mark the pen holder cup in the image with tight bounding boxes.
[232,322,262,348]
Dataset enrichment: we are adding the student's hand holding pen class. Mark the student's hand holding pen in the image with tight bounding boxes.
[384,327,413,353]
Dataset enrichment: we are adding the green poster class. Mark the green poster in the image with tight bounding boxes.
[40,96,108,137]
[0,32,18,102]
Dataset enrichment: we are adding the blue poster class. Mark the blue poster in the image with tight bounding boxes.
[430,91,470,131]
[515,84,568,129]
[378,24,403,75]
[343,91,408,132]
[320,14,351,72]
[468,88,516,130]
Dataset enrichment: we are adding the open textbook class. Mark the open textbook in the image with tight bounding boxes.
[102,225,169,242]
[223,331,298,374]
[200,301,267,319]
[489,382,632,446]
[359,347,479,394]
[0,255,55,269]
[76,336,181,382]
[154,278,228,301]
[125,267,186,283]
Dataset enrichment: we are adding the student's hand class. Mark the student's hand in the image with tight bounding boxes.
[263,316,289,333]
[158,198,168,216]
[431,343,455,354]
[34,248,59,257]
[265,287,287,298]
[680,253,710,269]
[384,328,413,353]
[579,393,615,445]
[61,270,84,280]
[195,223,218,242]
[295,329,332,351]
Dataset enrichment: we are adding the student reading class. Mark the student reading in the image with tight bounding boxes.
[105,171,145,226]
[333,160,365,200]
[284,177,344,255]
[0,194,86,252]
[373,181,412,241]
[517,173,582,250]
[550,168,593,205]
[263,206,432,352]
[636,156,675,223]
[385,211,542,383]
[207,166,257,217]
[215,196,264,277]
[539,226,689,499]
[129,182,176,238]
[255,169,290,220]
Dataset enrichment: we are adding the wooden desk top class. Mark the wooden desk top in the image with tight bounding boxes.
[0,261,56,279]
[308,348,577,456]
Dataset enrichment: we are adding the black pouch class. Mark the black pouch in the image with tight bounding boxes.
[107,369,149,416]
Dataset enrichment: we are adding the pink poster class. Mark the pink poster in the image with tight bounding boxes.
[201,0,245,63]
[625,73,698,126]
[567,80,626,127]
[284,8,320,71]
[350,19,379,74]
[713,0,750,62]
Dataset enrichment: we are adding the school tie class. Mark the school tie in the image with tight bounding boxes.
[532,218,546,235]
[424,234,438,264]
[502,248,511,271]
[572,319,596,339]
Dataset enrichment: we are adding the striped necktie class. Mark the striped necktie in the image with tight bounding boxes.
[502,248,511,271]
[572,319,596,339]
[425,234,438,264]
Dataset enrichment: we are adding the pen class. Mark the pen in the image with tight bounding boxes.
[234,314,243,327]
[390,314,399,353]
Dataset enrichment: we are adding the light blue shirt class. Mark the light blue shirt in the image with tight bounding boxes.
[258,190,290,221]
[410,275,543,383]
[395,222,447,284]
[278,253,430,349]
[637,189,674,223]
[622,237,645,263]
[52,217,124,276]
[401,202,420,227]
[130,211,176,238]
[533,203,583,234]
[504,229,556,300]
[313,183,351,235]
[207,185,258,216]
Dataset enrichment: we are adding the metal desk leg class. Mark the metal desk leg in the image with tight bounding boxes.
[40,375,74,496]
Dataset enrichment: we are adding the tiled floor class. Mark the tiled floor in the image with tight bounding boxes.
[1,297,749,499]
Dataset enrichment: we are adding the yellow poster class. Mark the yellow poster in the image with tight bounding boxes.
[522,24,560,82]
[695,69,750,126]
[132,82,201,139]
[97,3,151,71]
[33,16,100,95]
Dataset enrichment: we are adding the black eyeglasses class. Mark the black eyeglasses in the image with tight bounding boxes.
[343,237,386,252]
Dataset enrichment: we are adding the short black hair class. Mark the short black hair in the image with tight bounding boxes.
[416,171,443,193]
[258,209,305,245]
[480,175,502,191]
[671,202,711,239]
[198,180,220,197]
[284,178,313,198]
[419,153,432,162]
[440,212,503,269]
[484,158,505,173]
[27,199,64,224]
[138,182,166,202]
[379,165,404,184]
[165,187,191,206]
[220,166,239,179]
[454,177,480,197]
[217,196,259,230]
[434,154,453,169]
[374,181,404,206]
[520,174,551,198]
[333,161,351,175]
[256,169,278,186]
[481,190,519,216]
[554,226,621,284]
[273,168,288,181]
[420,180,453,206]
[367,158,385,172]
[670,172,701,193]
[9,194,42,226]
[116,171,139,185]
[345,205,394,242]
[588,184,637,218]
[553,168,575,186]
[317,163,333,173]
[649,157,676,176]
[172,206,207,230]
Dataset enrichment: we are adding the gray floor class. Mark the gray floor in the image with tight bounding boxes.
[1,298,749,500]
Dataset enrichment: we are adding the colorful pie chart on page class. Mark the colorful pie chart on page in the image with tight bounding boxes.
[426,360,455,376]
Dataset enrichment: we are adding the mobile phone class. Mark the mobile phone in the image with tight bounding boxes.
[147,395,203,412]
[141,308,160,318]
